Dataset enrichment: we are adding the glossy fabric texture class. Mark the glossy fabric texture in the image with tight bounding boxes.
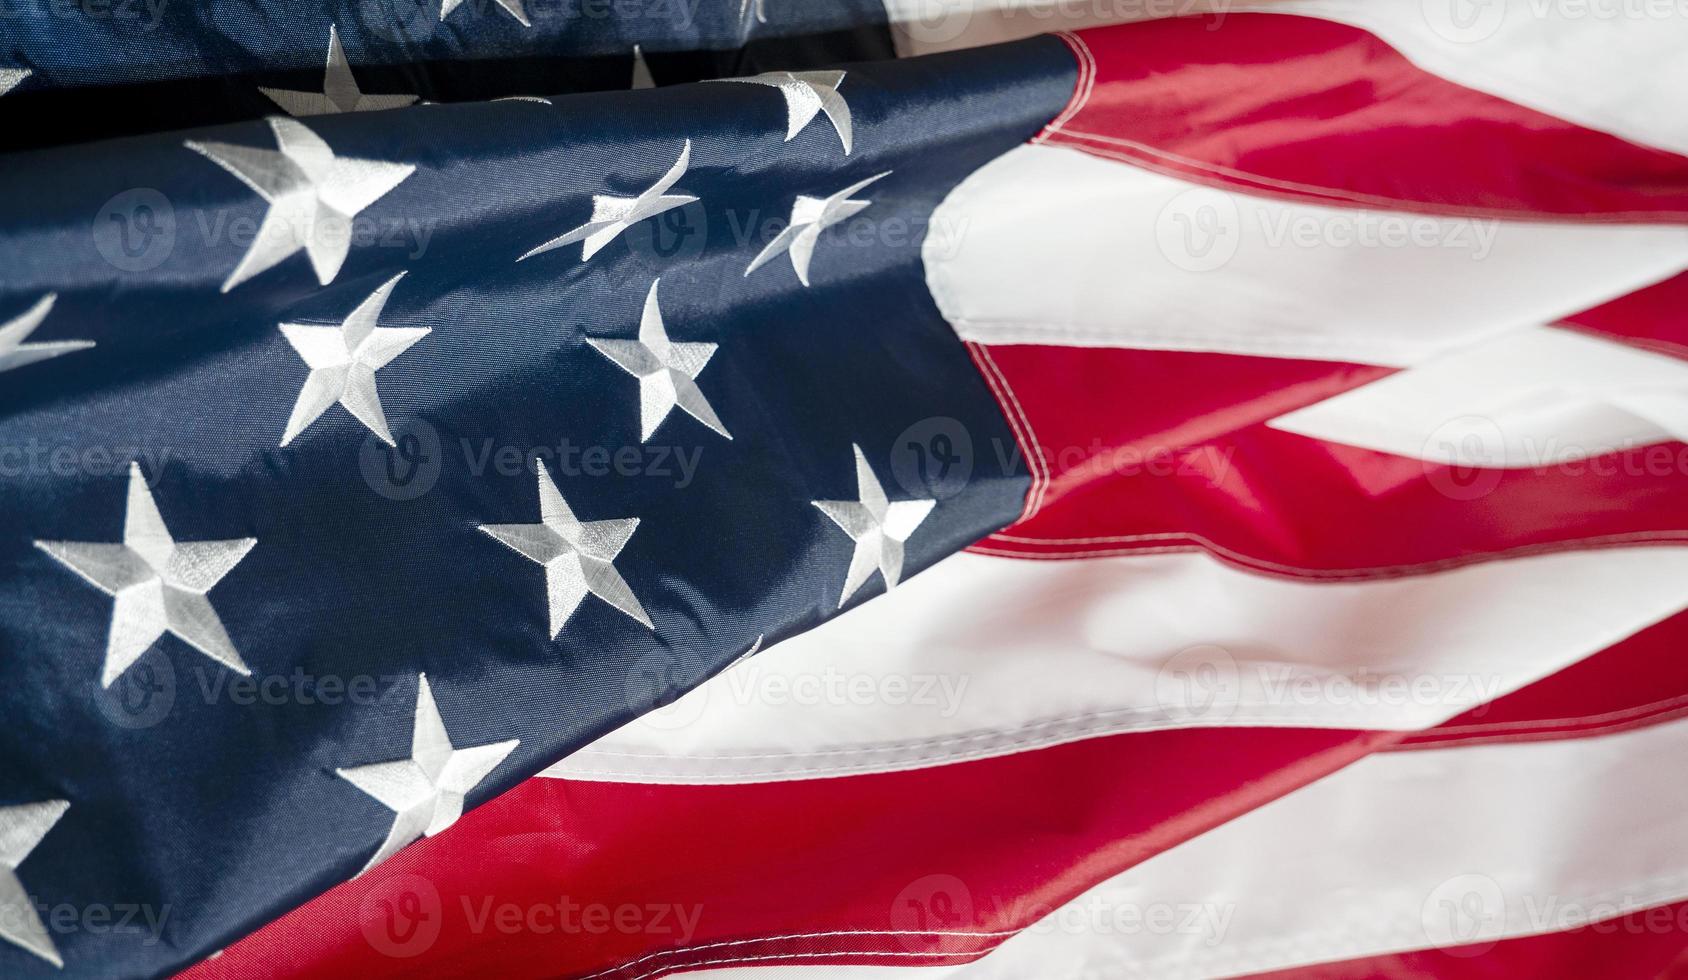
[0,36,1073,978]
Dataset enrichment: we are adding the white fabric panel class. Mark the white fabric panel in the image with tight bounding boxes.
[924,145,1688,364]
[679,714,1688,978]
[880,0,1141,56]
[1268,324,1688,465]
[1265,0,1688,157]
[881,0,1688,155]
[547,547,1688,783]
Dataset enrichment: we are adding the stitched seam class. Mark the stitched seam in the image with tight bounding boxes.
[610,949,987,980]
[1557,323,1688,363]
[588,873,1688,980]
[964,342,1041,524]
[1422,694,1688,737]
[969,533,1688,582]
[568,693,1688,768]
[1400,704,1688,750]
[971,345,1050,517]
[1032,31,1095,145]
[577,930,1015,980]
[558,710,1410,780]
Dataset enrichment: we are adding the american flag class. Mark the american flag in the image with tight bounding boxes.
[1,1,1685,978]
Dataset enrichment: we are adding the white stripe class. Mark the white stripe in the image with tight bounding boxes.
[1268,323,1688,465]
[548,547,1688,783]
[881,0,1688,154]
[924,144,1688,364]
[678,714,1688,978]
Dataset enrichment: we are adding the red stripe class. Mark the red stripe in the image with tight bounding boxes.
[970,343,1688,577]
[178,611,1688,979]
[187,606,1688,980]
[181,728,1391,979]
[1561,271,1688,361]
[1042,16,1688,221]
[1397,610,1688,749]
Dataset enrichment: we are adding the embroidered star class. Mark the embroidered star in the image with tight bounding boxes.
[187,117,416,292]
[739,0,766,24]
[745,171,890,286]
[0,68,28,97]
[812,444,935,607]
[479,462,654,636]
[336,674,519,874]
[277,272,429,447]
[519,141,698,262]
[260,25,418,117]
[588,279,729,442]
[716,70,852,154]
[0,799,68,968]
[441,0,531,28]
[36,463,257,687]
[0,294,93,374]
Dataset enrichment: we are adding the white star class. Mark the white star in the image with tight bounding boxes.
[588,279,729,442]
[812,444,935,607]
[35,464,257,687]
[479,462,654,636]
[0,294,93,374]
[630,44,654,90]
[739,0,766,25]
[0,68,29,98]
[186,117,416,292]
[336,674,519,874]
[0,799,68,968]
[441,0,531,28]
[277,272,429,447]
[744,171,889,286]
[519,141,698,262]
[716,70,852,154]
[260,25,418,117]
